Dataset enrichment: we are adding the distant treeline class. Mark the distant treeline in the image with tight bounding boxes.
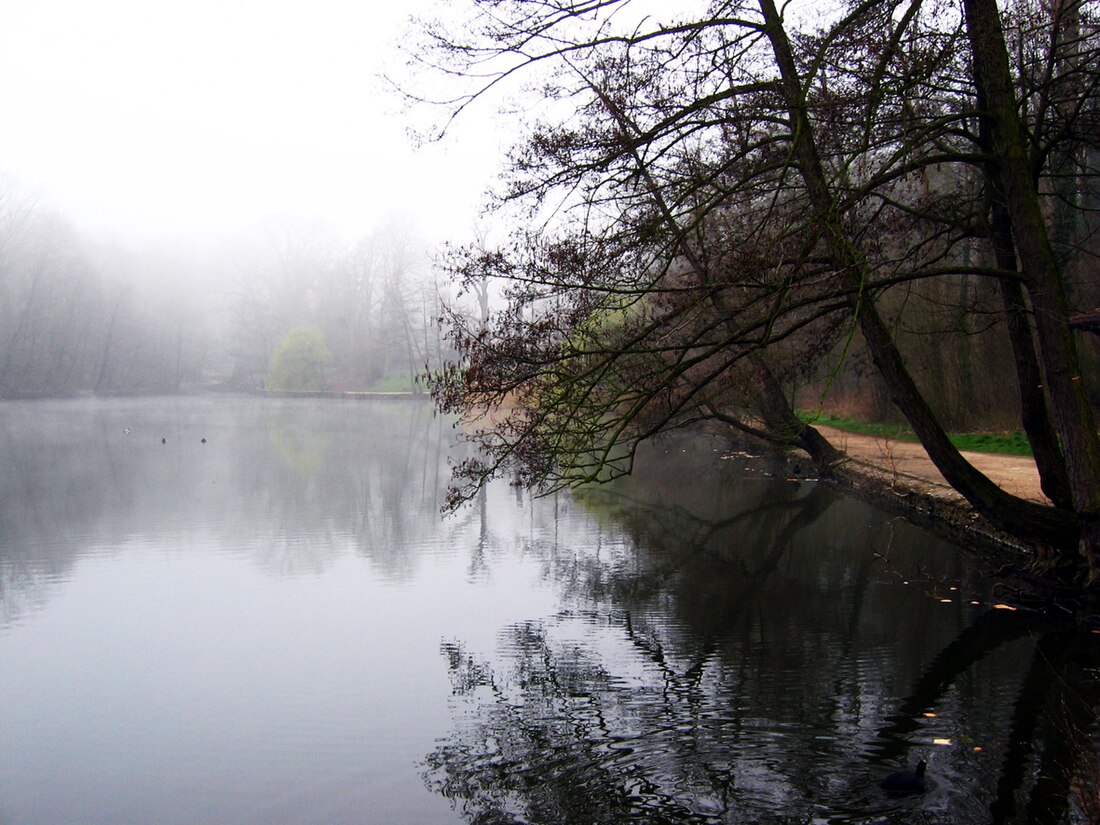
[3,174,1095,428]
[0,186,204,398]
[0,179,460,398]
[222,216,457,394]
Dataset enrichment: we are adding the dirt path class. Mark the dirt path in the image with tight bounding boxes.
[814,425,1050,504]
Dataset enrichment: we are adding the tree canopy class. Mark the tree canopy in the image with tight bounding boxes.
[266,326,333,392]
[412,0,1100,580]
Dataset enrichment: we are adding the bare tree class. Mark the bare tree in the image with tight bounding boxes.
[411,0,1100,579]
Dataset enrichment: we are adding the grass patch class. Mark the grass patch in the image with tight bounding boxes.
[363,374,419,393]
[948,431,1033,456]
[799,413,914,440]
[797,411,1034,456]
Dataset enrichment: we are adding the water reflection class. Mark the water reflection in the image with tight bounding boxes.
[425,437,1100,825]
[0,396,451,624]
[3,403,1097,824]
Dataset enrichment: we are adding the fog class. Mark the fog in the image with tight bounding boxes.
[0,0,501,244]
[0,1,505,397]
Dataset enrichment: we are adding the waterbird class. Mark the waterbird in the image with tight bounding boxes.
[880,760,927,793]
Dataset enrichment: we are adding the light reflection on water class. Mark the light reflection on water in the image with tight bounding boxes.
[0,397,1096,825]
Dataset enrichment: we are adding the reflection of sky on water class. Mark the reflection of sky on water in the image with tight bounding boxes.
[0,397,456,616]
[1,399,1097,824]
[0,396,599,824]
[424,439,1099,824]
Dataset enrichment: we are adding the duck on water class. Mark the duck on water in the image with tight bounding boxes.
[880,760,927,793]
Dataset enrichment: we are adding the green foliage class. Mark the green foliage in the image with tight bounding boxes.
[365,374,418,393]
[572,299,637,342]
[797,412,1034,456]
[950,432,1034,456]
[267,326,332,392]
[798,412,913,440]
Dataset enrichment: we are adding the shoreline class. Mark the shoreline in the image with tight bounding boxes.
[255,390,429,400]
[793,424,1050,563]
[824,455,1032,562]
[785,431,1098,595]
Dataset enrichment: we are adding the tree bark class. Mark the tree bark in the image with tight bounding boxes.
[982,164,1074,508]
[963,0,1100,575]
[1071,311,1100,335]
[751,355,845,471]
[758,0,1080,552]
[998,277,1074,509]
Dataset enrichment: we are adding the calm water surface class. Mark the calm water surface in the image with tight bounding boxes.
[0,397,1096,824]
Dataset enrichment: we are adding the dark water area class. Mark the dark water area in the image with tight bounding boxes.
[0,397,1097,824]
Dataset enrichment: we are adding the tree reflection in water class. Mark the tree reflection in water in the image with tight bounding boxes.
[0,396,455,607]
[424,439,1100,825]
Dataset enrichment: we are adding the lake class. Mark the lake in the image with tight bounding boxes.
[1,397,1096,824]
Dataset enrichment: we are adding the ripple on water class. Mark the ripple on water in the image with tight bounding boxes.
[2,399,1076,825]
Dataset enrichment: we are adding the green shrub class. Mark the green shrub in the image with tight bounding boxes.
[267,326,332,392]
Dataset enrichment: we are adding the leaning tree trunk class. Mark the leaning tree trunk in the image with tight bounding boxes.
[963,0,1100,577]
[590,81,844,478]
[758,0,1082,557]
[998,275,1074,510]
[983,163,1074,509]
[750,354,845,471]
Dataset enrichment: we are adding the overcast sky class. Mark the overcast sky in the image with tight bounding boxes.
[0,0,503,245]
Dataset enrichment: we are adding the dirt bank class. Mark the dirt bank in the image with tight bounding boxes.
[814,426,1049,504]
[807,426,1047,560]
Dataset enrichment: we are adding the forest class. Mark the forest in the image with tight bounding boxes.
[411,0,1100,578]
[0,182,452,398]
[3,0,1100,579]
